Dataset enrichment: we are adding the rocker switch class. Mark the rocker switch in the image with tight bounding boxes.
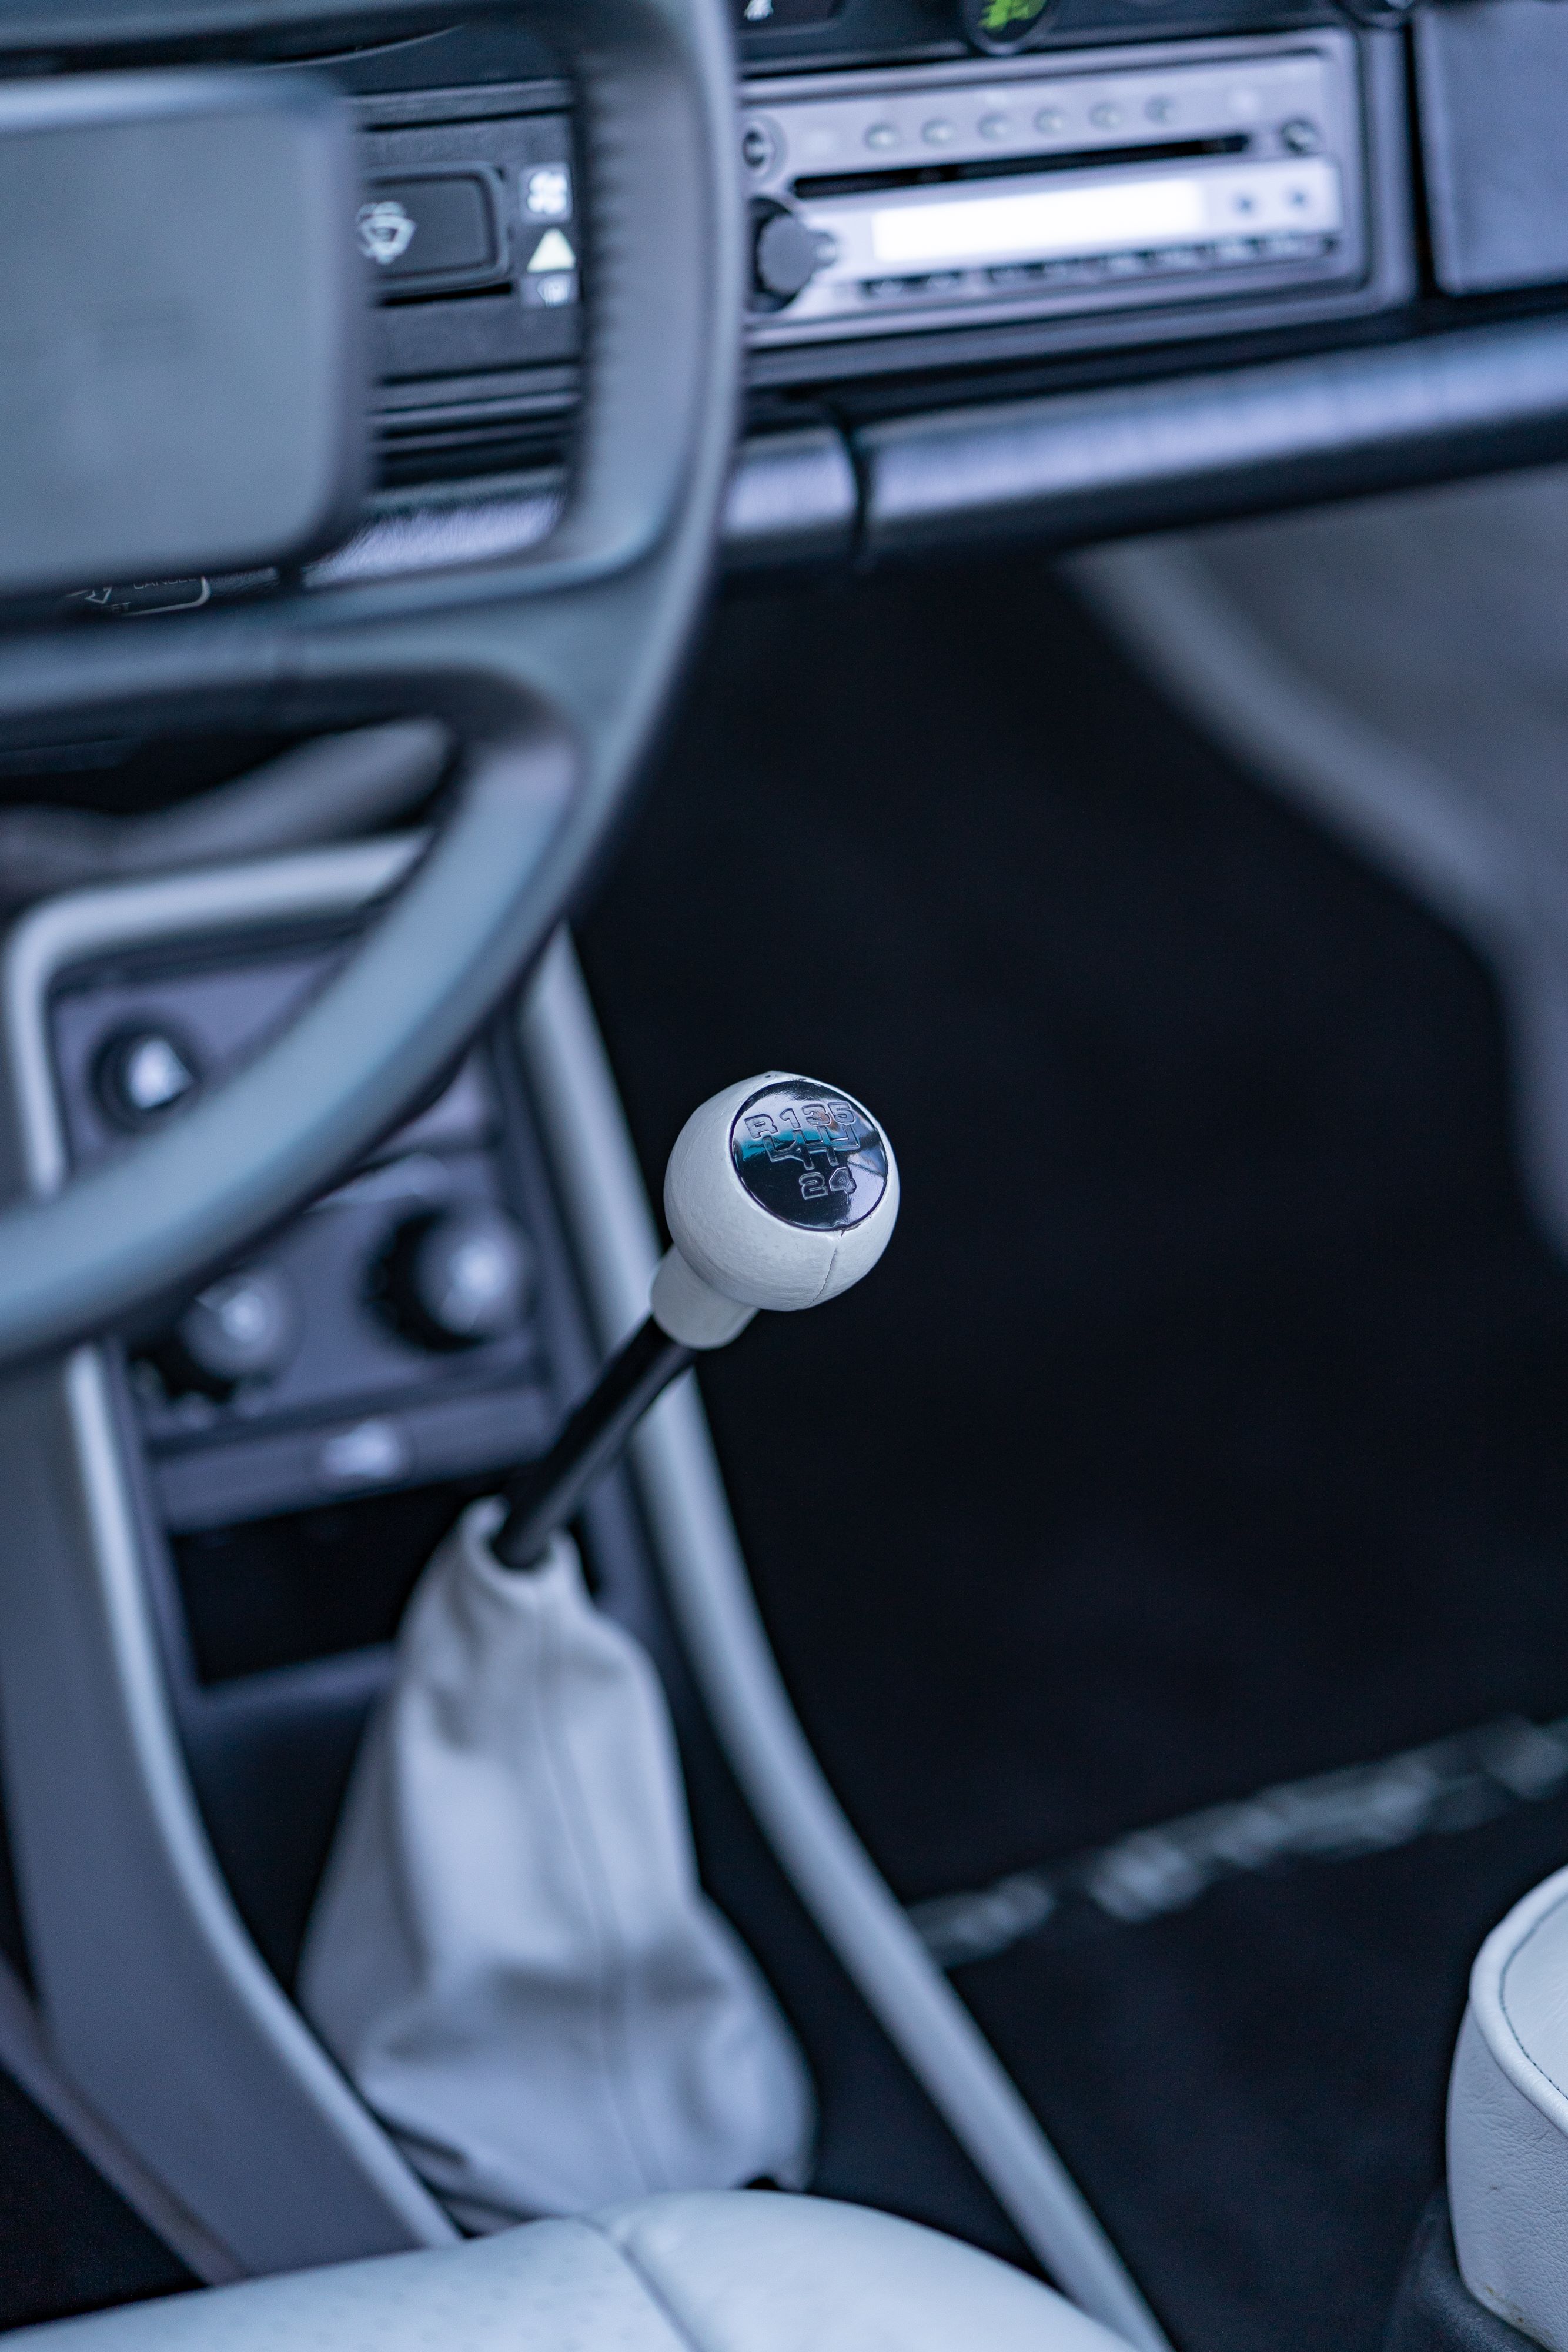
[357,173,500,290]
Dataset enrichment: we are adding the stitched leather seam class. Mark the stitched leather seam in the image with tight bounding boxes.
[532,1573,668,2194]
[1497,1889,1568,2104]
[584,2220,708,2352]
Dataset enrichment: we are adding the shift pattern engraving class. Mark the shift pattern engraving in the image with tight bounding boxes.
[730,1080,889,1230]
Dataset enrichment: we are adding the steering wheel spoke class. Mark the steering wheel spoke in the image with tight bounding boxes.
[0,0,743,1367]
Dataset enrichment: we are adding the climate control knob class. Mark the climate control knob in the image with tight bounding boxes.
[151,1264,301,1399]
[373,1204,536,1351]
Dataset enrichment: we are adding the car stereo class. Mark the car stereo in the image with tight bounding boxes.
[743,31,1368,345]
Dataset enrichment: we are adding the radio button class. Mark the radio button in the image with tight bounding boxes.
[742,118,781,175]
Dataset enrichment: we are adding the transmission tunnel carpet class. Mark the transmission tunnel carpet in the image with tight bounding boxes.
[576,551,1568,2352]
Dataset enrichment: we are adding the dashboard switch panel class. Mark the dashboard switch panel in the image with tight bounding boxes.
[743,33,1369,348]
[358,89,580,429]
[50,943,559,1534]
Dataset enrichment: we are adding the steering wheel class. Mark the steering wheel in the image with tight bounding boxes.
[0,0,740,1367]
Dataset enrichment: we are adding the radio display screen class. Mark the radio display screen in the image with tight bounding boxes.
[866,158,1340,275]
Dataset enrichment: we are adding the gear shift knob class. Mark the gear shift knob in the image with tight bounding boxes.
[652,1074,900,1347]
[492,1074,896,1568]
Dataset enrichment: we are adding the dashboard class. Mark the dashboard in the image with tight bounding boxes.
[0,0,1561,593]
[297,0,1568,573]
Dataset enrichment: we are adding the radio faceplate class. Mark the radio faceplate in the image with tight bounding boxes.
[744,33,1369,346]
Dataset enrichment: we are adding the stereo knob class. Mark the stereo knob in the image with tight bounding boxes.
[373,1204,536,1351]
[752,203,823,307]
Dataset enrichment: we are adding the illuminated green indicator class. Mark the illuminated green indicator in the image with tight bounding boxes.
[980,0,1047,27]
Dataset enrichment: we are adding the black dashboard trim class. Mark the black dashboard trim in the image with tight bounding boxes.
[328,306,1568,586]
[856,308,1568,552]
[304,426,860,585]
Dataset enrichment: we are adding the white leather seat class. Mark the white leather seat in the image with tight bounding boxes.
[6,2191,1129,2352]
[1449,1859,1568,2347]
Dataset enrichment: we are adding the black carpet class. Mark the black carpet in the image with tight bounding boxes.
[577,549,1568,2352]
[0,2072,193,2330]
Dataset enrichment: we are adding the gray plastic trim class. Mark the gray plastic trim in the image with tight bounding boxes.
[0,1949,242,2286]
[1415,1,1568,299]
[1066,539,1517,946]
[516,933,1169,2352]
[0,842,456,2278]
[4,839,420,1195]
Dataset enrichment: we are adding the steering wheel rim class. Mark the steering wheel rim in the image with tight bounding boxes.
[0,0,742,1367]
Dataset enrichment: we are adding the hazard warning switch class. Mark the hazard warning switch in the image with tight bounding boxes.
[524,224,579,308]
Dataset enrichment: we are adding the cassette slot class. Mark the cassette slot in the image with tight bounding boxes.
[795,132,1249,202]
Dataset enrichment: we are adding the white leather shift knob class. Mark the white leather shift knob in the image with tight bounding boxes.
[650,1074,898,1347]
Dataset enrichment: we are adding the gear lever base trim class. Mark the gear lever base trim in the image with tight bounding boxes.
[650,1246,757,1348]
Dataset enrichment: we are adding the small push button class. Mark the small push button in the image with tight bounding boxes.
[95,1025,202,1130]
[319,1419,412,1489]
[357,174,500,290]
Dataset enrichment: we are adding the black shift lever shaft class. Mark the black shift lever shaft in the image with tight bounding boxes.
[490,1073,898,1572]
[492,1318,691,1569]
